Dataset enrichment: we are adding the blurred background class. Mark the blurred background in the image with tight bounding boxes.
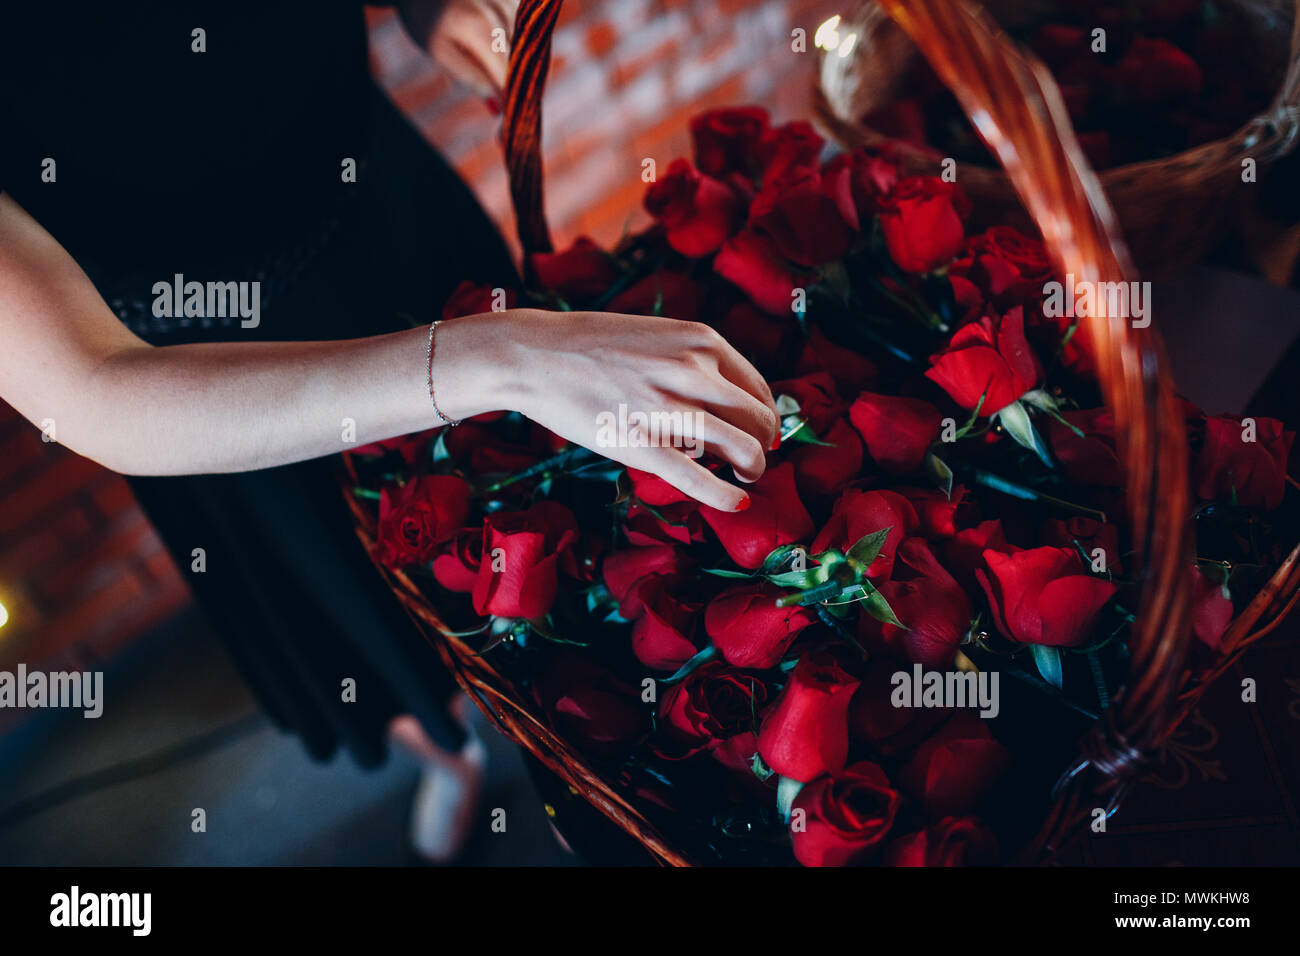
[3,0,1300,865]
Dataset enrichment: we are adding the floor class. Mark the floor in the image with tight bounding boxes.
[0,607,576,866]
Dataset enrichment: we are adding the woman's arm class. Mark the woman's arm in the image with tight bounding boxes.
[0,193,777,511]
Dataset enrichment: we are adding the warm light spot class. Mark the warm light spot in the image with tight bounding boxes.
[815,15,842,50]
[0,600,8,629]
[837,32,858,58]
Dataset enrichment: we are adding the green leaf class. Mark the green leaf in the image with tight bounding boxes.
[925,452,955,498]
[860,586,905,628]
[1031,644,1064,689]
[847,527,892,569]
[702,567,756,579]
[776,776,805,823]
[662,644,719,685]
[750,753,774,783]
[996,400,1055,468]
[766,568,823,589]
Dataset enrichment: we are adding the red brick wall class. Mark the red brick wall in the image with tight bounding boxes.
[0,0,836,680]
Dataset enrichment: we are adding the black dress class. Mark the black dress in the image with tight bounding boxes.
[0,1,517,763]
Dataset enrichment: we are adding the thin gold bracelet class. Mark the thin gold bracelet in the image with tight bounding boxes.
[426,319,463,428]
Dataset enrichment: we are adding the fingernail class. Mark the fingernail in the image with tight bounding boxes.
[734,495,751,512]
[769,435,781,451]
[485,96,502,116]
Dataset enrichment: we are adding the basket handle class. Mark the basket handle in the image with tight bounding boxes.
[503,0,563,255]
[874,0,1195,847]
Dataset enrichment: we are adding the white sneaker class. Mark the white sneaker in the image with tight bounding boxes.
[409,724,488,864]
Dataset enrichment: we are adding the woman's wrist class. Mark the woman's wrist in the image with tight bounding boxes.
[424,308,534,423]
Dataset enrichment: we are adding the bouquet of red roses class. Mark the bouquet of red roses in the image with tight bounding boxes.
[350,105,1296,866]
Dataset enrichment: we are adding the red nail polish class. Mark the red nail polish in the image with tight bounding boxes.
[735,495,751,512]
[769,436,781,451]
[485,96,502,116]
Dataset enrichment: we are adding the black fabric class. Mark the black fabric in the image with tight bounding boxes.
[2,2,519,764]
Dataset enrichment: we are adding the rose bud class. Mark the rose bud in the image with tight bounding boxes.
[528,236,621,301]
[789,418,864,500]
[943,518,1013,592]
[790,760,901,867]
[471,500,579,620]
[713,228,811,316]
[755,120,825,187]
[1190,565,1234,652]
[885,816,999,866]
[690,105,770,177]
[758,650,860,782]
[705,581,816,669]
[897,712,1010,819]
[602,544,692,617]
[821,148,899,229]
[849,659,949,756]
[1048,407,1123,487]
[624,500,707,547]
[850,392,943,475]
[533,652,646,758]
[630,573,704,671]
[878,175,971,274]
[749,168,855,267]
[976,545,1118,647]
[699,462,814,570]
[441,279,518,320]
[375,475,472,570]
[949,226,1054,309]
[432,527,483,593]
[658,661,770,767]
[925,306,1040,413]
[769,371,844,434]
[1194,414,1294,511]
[794,326,880,397]
[898,485,967,540]
[644,158,745,258]
[811,488,920,581]
[864,537,972,668]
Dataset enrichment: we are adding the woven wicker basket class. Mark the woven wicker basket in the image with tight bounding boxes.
[814,0,1300,280]
[341,0,1300,866]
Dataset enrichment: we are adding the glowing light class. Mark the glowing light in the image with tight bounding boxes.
[838,32,858,58]
[815,15,842,50]
[0,600,8,629]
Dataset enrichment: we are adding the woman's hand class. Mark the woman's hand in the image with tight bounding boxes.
[433,309,781,512]
[400,0,520,99]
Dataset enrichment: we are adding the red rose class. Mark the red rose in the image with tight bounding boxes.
[749,168,855,267]
[602,544,691,617]
[432,527,482,592]
[704,581,817,669]
[716,301,797,369]
[926,307,1040,413]
[850,392,943,475]
[607,271,705,323]
[789,418,864,499]
[811,488,920,581]
[713,229,808,316]
[759,650,861,782]
[375,475,472,570]
[699,462,814,570]
[529,236,620,301]
[1190,566,1234,652]
[977,545,1118,647]
[1195,414,1294,511]
[1116,37,1202,108]
[790,761,901,866]
[950,226,1053,308]
[690,106,770,177]
[353,429,438,466]
[534,652,646,758]
[1041,516,1122,574]
[630,573,703,671]
[897,712,1009,818]
[794,327,880,397]
[1048,408,1122,487]
[444,421,541,475]
[471,500,579,619]
[822,148,898,229]
[644,159,744,258]
[866,537,972,668]
[849,659,949,756]
[659,661,769,765]
[878,176,971,273]
[885,816,999,866]
[899,485,967,540]
[441,280,517,320]
[624,500,707,547]
[756,120,825,187]
[943,518,1013,592]
[770,371,845,434]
